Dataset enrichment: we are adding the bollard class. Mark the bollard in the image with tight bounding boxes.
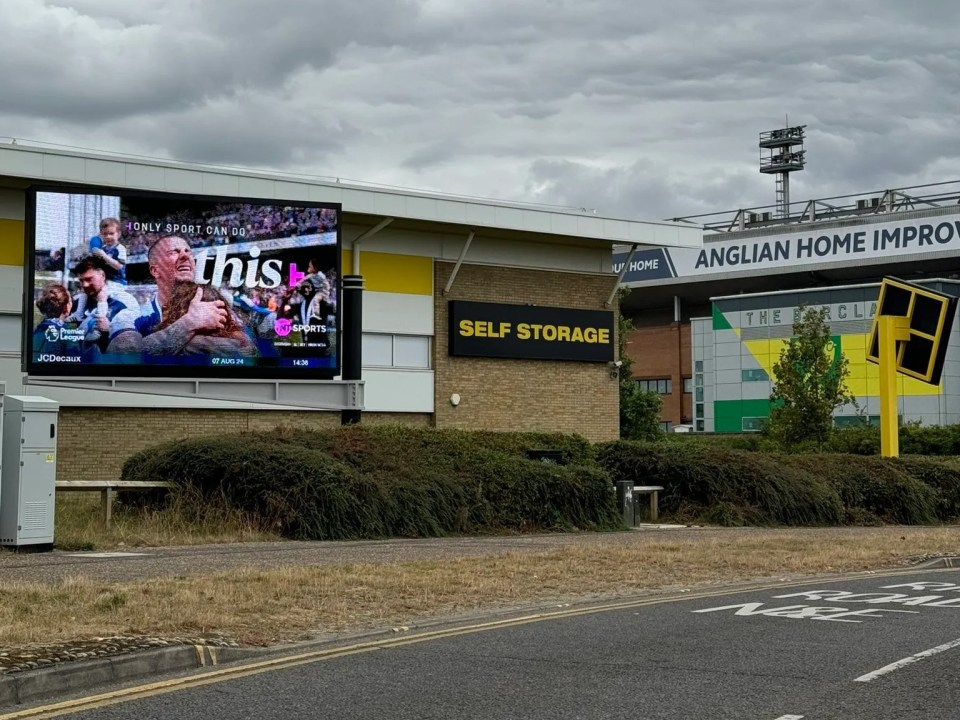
[615,480,635,527]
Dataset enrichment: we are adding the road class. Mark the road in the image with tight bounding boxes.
[5,566,960,719]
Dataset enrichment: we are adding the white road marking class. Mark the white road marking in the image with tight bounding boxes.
[774,715,804,719]
[855,637,960,682]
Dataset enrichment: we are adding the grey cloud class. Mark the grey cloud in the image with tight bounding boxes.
[114,93,357,168]
[3,0,960,222]
[402,139,466,171]
[0,0,421,124]
[526,158,770,220]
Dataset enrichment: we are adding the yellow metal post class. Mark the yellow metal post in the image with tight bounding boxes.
[878,315,911,458]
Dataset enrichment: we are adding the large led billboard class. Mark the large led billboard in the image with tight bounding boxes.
[25,187,341,379]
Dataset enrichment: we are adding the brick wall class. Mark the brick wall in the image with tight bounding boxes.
[434,262,619,442]
[626,323,692,426]
[56,409,431,480]
[54,262,619,478]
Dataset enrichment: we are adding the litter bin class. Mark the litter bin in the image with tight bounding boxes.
[615,480,635,527]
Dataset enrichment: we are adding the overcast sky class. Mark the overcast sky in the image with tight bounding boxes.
[2,0,959,222]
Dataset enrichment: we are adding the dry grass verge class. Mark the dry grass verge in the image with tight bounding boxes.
[2,527,958,649]
[54,493,279,551]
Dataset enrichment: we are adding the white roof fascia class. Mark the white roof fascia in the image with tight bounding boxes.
[710,277,960,303]
[0,142,702,249]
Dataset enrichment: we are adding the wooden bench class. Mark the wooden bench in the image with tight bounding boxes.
[56,480,172,529]
[632,485,664,523]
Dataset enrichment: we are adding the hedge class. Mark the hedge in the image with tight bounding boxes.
[596,441,956,526]
[121,426,960,535]
[121,425,619,540]
[596,441,844,526]
[665,423,960,457]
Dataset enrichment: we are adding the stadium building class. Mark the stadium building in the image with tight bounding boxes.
[617,180,960,432]
[0,141,699,480]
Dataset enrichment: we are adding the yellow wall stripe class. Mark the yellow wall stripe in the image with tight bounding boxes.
[342,250,433,295]
[0,219,24,267]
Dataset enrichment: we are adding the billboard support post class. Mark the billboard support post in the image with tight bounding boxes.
[867,277,958,458]
[878,315,910,458]
[341,275,364,425]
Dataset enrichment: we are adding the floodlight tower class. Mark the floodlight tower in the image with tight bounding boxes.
[759,124,806,219]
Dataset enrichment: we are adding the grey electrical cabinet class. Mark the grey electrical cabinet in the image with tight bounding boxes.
[0,395,60,549]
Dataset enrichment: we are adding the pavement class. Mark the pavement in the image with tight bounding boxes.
[0,526,955,709]
[0,528,699,585]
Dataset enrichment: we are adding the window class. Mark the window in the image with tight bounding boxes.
[742,368,770,382]
[362,333,431,369]
[695,387,704,402]
[695,404,704,419]
[362,334,394,367]
[834,415,884,428]
[695,420,705,432]
[637,378,672,394]
[682,377,693,394]
[694,360,703,373]
[394,335,430,368]
[0,315,19,354]
[659,421,673,432]
[742,417,766,432]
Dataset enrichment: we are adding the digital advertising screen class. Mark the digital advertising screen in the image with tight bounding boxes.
[25,186,342,379]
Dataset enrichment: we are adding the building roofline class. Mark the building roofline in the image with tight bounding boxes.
[672,179,960,235]
[0,140,702,249]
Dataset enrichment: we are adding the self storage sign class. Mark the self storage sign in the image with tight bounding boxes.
[448,301,615,362]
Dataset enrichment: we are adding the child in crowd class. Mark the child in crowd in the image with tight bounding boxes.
[32,283,82,359]
[89,217,128,285]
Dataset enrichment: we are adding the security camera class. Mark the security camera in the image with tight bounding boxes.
[611,360,623,368]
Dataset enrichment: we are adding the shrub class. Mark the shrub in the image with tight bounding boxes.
[121,425,960,535]
[661,432,782,453]
[814,422,960,457]
[596,441,955,526]
[596,441,844,526]
[895,456,960,521]
[264,424,597,467]
[901,424,960,456]
[789,454,939,525]
[122,426,619,540]
[672,423,960,458]
[823,424,880,455]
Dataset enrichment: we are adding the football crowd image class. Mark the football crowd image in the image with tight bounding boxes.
[30,191,341,375]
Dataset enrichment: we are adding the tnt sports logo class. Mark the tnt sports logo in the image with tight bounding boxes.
[293,324,327,333]
[44,326,60,343]
[274,318,292,337]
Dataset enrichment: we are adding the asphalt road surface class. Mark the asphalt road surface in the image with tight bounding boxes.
[10,567,960,719]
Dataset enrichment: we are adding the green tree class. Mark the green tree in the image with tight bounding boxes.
[617,289,663,440]
[768,306,857,448]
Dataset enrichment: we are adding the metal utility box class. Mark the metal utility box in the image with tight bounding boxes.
[0,395,60,549]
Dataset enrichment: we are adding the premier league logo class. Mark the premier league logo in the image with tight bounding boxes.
[44,326,60,343]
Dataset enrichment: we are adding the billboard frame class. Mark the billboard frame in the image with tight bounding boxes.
[22,182,343,382]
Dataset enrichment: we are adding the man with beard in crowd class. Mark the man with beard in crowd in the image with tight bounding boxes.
[136,235,254,356]
[66,255,141,358]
